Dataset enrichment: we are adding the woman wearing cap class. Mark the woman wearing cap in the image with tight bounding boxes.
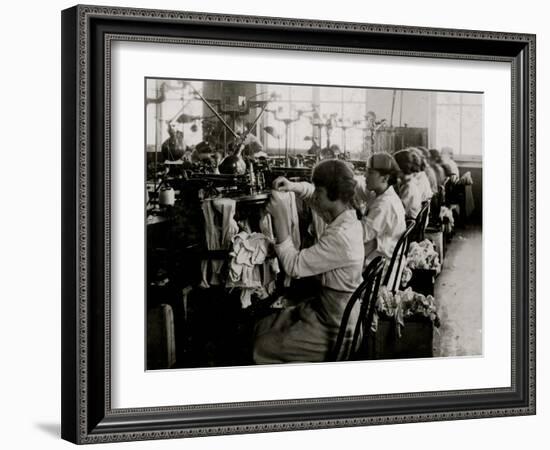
[394,149,423,219]
[355,153,407,267]
[253,159,364,364]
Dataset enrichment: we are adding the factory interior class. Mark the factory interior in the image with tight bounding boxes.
[145,78,483,369]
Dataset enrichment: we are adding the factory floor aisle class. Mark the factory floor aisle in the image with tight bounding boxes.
[433,225,483,357]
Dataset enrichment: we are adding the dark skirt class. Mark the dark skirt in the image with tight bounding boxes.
[253,289,357,364]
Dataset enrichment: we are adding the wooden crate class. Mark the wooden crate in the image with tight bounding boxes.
[406,269,437,297]
[368,315,434,360]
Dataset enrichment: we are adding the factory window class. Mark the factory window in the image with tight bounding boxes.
[318,87,367,156]
[146,79,204,151]
[262,84,369,157]
[262,84,315,156]
[435,92,483,159]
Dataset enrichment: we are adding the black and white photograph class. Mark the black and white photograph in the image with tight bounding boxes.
[145,78,483,369]
[1,0,545,446]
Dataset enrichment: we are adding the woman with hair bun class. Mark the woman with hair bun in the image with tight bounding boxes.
[414,147,438,200]
[253,159,364,364]
[410,147,434,201]
[355,153,406,267]
[441,146,460,183]
[429,148,447,186]
[394,148,423,219]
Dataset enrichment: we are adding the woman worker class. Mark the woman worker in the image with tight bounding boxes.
[415,147,438,197]
[253,160,364,364]
[429,148,447,186]
[440,146,460,183]
[394,148,423,219]
[161,121,187,162]
[355,153,406,268]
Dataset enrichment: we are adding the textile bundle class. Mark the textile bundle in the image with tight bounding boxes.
[226,231,279,308]
[200,198,239,288]
[372,286,440,337]
[269,190,301,287]
[401,239,442,287]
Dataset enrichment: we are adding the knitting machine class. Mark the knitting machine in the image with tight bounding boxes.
[191,158,272,205]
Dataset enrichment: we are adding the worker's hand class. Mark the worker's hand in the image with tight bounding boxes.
[266,190,289,220]
[272,176,293,192]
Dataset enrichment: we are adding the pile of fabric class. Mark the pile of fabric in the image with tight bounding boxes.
[407,240,441,272]
[200,192,301,309]
[373,286,440,336]
[401,239,442,287]
[226,231,279,308]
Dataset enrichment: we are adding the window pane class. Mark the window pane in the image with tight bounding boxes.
[264,120,286,152]
[342,103,366,121]
[268,85,290,102]
[146,105,157,149]
[461,105,483,156]
[346,128,365,155]
[271,102,292,117]
[146,80,204,147]
[290,85,314,102]
[461,93,483,105]
[264,101,313,152]
[437,92,461,105]
[162,81,203,146]
[146,78,160,98]
[435,104,460,151]
[290,119,313,152]
[343,88,366,103]
[276,85,291,97]
[146,79,160,148]
[319,102,342,116]
[320,87,342,102]
[365,89,394,123]
[328,127,343,150]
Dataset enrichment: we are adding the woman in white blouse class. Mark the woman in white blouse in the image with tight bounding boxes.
[410,147,435,202]
[394,149,423,219]
[253,160,364,364]
[417,146,439,195]
[355,153,407,268]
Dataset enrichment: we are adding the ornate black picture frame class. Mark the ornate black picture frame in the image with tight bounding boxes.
[61,4,536,444]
